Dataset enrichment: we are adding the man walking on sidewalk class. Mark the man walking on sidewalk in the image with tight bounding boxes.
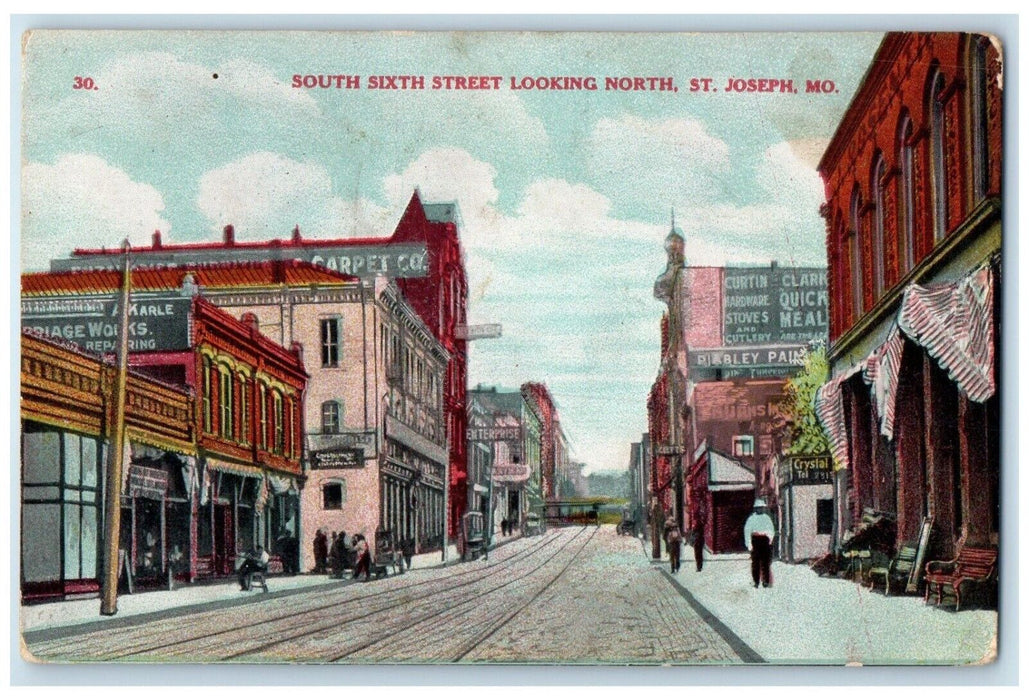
[664,515,682,574]
[744,498,776,588]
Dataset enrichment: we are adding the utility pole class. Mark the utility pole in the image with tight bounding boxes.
[100,241,132,616]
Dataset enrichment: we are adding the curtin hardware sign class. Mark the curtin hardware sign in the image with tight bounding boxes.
[723,266,829,345]
[311,449,365,469]
[51,242,430,279]
[21,293,191,353]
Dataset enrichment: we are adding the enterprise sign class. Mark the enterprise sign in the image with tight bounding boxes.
[467,426,521,442]
[51,242,430,279]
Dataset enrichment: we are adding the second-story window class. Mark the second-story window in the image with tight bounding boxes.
[321,317,340,367]
[238,375,250,445]
[321,400,341,434]
[201,357,212,433]
[971,37,991,202]
[872,156,886,299]
[273,391,285,455]
[849,190,864,321]
[258,384,268,450]
[898,115,915,273]
[219,366,233,439]
[929,69,948,242]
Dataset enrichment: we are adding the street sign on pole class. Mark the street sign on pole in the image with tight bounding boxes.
[456,323,502,340]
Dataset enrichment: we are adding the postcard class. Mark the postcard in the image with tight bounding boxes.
[17,28,1003,666]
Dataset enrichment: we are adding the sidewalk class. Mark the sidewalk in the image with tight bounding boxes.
[660,550,997,665]
[21,540,477,635]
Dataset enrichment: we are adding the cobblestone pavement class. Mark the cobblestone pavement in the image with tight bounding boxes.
[24,525,746,664]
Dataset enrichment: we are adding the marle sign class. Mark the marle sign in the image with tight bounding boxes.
[21,293,191,353]
[723,266,828,345]
[51,242,430,279]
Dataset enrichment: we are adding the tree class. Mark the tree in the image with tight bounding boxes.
[779,344,833,457]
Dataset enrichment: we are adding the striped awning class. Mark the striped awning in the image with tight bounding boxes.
[814,362,865,472]
[862,327,906,441]
[897,265,995,403]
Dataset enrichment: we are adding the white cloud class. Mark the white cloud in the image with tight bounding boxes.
[21,154,170,270]
[587,114,732,211]
[383,147,499,216]
[196,152,394,240]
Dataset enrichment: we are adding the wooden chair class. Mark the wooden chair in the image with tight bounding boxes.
[867,545,917,595]
[924,545,997,611]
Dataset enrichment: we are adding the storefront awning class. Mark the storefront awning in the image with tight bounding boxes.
[204,457,265,479]
[897,265,995,403]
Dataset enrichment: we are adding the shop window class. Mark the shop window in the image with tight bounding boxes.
[732,435,754,458]
[321,317,341,367]
[321,400,341,434]
[323,481,345,510]
[816,499,833,535]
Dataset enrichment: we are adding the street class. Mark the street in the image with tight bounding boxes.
[23,526,746,664]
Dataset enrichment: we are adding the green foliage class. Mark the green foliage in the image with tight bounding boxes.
[780,345,833,457]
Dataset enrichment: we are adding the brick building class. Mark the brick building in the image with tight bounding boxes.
[20,281,308,599]
[815,32,1001,558]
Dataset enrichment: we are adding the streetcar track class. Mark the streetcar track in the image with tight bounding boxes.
[29,529,565,661]
[224,527,591,662]
[451,525,598,662]
[323,526,595,663]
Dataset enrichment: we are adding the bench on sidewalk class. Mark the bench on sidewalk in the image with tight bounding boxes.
[924,545,997,611]
[867,545,917,595]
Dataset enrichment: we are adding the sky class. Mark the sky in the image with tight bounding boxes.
[19,30,884,474]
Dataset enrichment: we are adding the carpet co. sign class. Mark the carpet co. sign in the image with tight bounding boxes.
[723,266,829,345]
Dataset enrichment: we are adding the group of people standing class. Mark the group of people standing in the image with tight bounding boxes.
[313,529,370,579]
[662,497,776,589]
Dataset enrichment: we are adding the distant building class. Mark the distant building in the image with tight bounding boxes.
[816,32,1001,558]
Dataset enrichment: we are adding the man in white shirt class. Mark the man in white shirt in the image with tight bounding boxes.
[743,498,776,588]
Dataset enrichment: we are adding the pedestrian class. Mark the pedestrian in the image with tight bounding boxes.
[313,529,328,573]
[352,534,371,581]
[402,537,414,572]
[692,502,707,572]
[237,544,269,591]
[744,497,776,588]
[329,531,345,578]
[664,515,682,574]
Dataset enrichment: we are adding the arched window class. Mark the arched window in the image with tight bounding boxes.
[238,374,250,445]
[929,69,948,241]
[898,115,915,273]
[971,36,991,201]
[258,383,268,450]
[321,400,341,434]
[218,365,233,439]
[849,190,864,320]
[273,391,285,455]
[201,357,213,433]
[871,155,886,299]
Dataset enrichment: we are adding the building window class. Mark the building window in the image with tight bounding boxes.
[971,37,990,202]
[322,481,345,510]
[201,357,212,433]
[871,156,886,299]
[898,116,915,273]
[849,191,863,320]
[258,384,268,450]
[930,69,948,241]
[273,391,285,455]
[239,375,250,445]
[321,318,341,367]
[816,499,834,535]
[321,401,341,434]
[218,366,233,439]
[732,435,754,458]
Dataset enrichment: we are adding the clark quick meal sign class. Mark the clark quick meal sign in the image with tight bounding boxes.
[21,293,191,353]
[723,266,828,345]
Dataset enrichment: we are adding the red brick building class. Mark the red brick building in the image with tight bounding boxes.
[522,382,558,500]
[816,33,1001,558]
[22,273,308,587]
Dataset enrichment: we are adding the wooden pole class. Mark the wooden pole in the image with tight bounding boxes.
[100,240,132,616]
